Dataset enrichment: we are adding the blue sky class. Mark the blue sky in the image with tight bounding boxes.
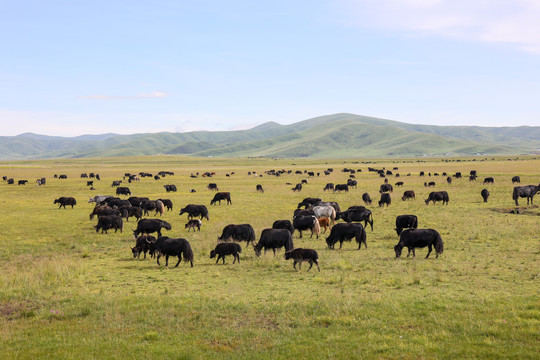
[1,0,539,136]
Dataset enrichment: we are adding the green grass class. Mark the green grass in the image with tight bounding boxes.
[0,155,539,359]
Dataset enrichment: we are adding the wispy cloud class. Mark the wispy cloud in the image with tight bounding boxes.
[340,0,540,53]
[77,91,168,100]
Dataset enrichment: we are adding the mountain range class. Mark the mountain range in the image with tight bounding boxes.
[1,113,539,159]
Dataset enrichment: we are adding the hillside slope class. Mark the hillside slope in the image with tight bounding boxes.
[1,113,538,159]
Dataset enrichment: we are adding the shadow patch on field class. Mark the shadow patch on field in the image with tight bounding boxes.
[491,206,539,216]
[0,300,39,320]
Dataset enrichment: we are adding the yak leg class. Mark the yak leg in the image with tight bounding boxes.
[339,241,343,249]
[216,255,221,264]
[165,255,170,266]
[272,248,276,256]
[407,248,412,257]
[157,255,161,265]
[222,256,226,264]
[175,255,181,267]
[412,248,416,258]
[426,244,432,258]
[293,260,297,270]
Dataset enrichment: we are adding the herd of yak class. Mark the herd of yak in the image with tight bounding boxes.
[4,166,539,271]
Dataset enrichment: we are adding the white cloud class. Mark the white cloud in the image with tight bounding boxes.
[340,0,540,53]
[77,91,168,100]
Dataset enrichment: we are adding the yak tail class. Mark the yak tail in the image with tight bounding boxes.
[512,187,518,201]
[368,212,374,231]
[312,217,321,238]
[435,232,444,255]
[183,239,194,267]
[286,233,294,252]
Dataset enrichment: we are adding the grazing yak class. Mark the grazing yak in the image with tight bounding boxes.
[337,206,374,231]
[254,229,294,257]
[217,224,256,247]
[425,191,449,205]
[89,205,121,220]
[402,190,415,201]
[326,223,367,250]
[311,205,336,225]
[512,176,521,184]
[179,204,209,220]
[54,197,77,209]
[483,177,495,185]
[140,200,165,216]
[292,215,321,238]
[164,184,177,192]
[256,184,264,193]
[151,237,194,267]
[95,215,123,233]
[292,183,302,192]
[362,193,372,205]
[116,186,131,196]
[395,181,404,187]
[379,193,391,207]
[318,218,330,233]
[394,229,444,259]
[210,243,242,264]
[297,197,322,209]
[284,248,320,272]
[481,189,490,203]
[132,235,156,259]
[210,192,231,205]
[185,219,202,231]
[395,215,418,236]
[133,219,172,238]
[512,185,540,206]
[207,183,218,191]
[272,220,294,235]
[334,184,349,192]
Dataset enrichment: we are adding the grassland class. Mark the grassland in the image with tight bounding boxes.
[0,155,538,359]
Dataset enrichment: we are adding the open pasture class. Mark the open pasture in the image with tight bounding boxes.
[1,155,539,359]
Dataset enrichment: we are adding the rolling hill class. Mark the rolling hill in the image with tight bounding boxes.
[1,113,539,159]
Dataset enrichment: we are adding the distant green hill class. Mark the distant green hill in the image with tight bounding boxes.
[1,113,539,159]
